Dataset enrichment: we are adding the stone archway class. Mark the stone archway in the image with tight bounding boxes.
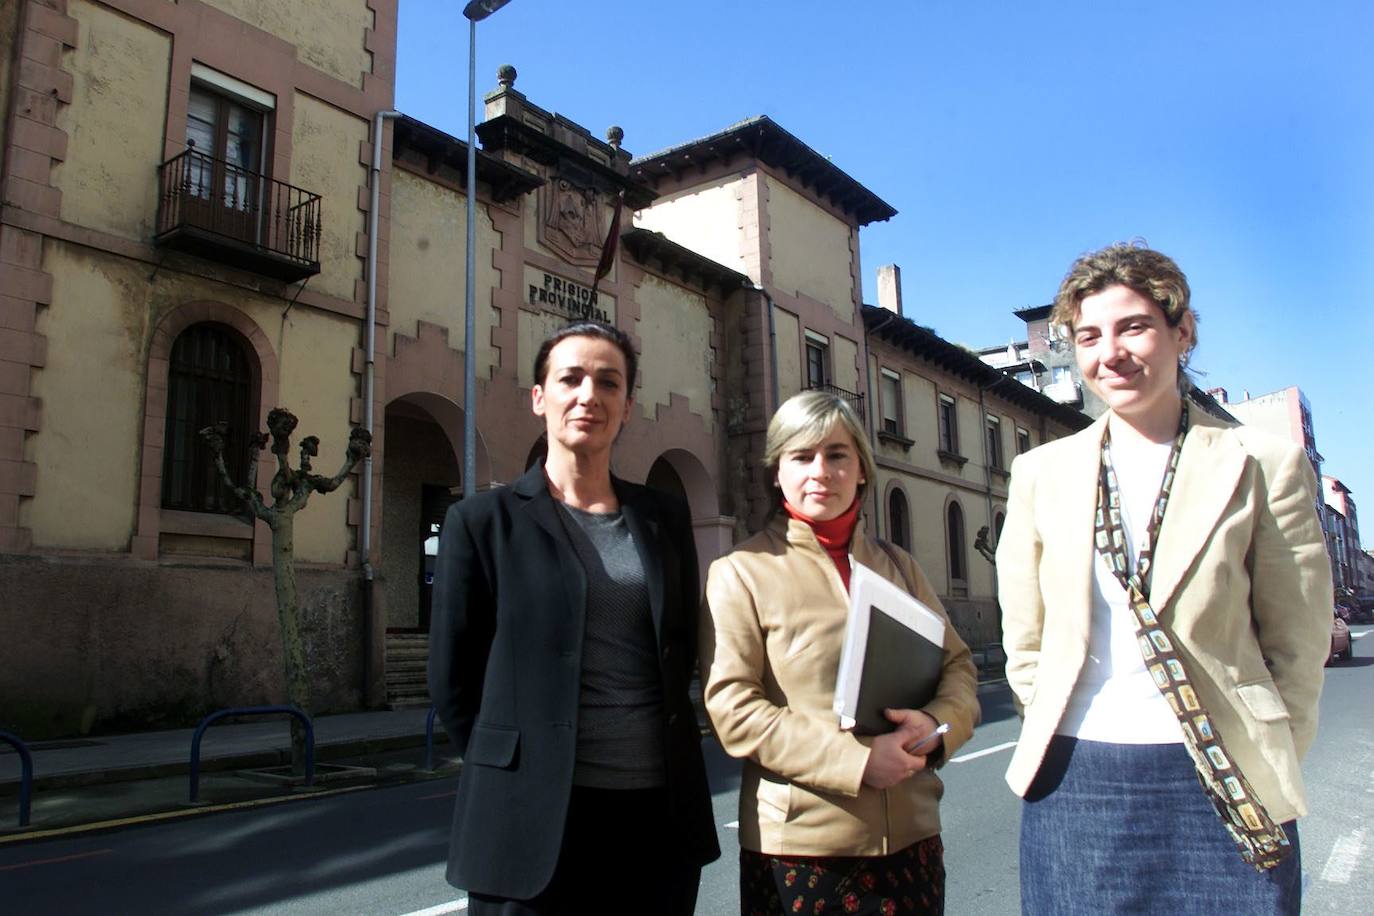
[379,393,468,634]
[645,447,731,588]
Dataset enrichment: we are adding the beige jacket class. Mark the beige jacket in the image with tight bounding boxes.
[997,409,1331,823]
[701,515,980,856]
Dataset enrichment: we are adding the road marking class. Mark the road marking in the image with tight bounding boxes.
[398,899,468,915]
[1318,828,1366,885]
[724,820,739,830]
[0,849,113,872]
[416,789,457,801]
[950,741,1017,763]
[0,784,372,847]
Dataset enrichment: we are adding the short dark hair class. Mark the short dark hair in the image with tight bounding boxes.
[532,321,639,393]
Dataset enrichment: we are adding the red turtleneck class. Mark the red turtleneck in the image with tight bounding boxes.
[784,497,861,591]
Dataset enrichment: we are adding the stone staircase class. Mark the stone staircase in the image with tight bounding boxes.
[385,632,432,709]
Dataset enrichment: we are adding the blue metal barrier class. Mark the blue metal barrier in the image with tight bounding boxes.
[189,705,314,802]
[424,705,439,771]
[0,731,33,828]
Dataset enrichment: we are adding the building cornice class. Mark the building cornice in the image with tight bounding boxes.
[862,305,1091,431]
[631,116,897,227]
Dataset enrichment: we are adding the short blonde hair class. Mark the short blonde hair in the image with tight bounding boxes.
[763,390,875,497]
[1051,241,1198,354]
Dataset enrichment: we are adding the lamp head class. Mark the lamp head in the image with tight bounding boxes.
[463,0,512,21]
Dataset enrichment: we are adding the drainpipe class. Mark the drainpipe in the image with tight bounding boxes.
[363,109,402,704]
[977,372,1016,637]
[861,309,898,537]
[743,282,781,414]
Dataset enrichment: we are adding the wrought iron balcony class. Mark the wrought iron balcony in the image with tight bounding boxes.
[806,383,866,420]
[155,146,322,282]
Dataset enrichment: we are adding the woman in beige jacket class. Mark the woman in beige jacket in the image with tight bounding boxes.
[998,243,1331,915]
[702,390,980,916]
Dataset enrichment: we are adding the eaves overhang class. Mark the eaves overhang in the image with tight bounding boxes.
[621,228,750,294]
[393,115,545,203]
[862,305,1091,431]
[631,115,897,227]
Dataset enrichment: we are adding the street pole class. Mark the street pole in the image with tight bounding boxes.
[461,0,512,500]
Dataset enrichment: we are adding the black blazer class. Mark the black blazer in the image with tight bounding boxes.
[428,462,721,899]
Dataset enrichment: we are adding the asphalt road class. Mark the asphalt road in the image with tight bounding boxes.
[2,628,1369,915]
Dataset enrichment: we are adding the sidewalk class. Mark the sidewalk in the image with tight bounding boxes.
[3,674,1010,840]
[0,707,451,840]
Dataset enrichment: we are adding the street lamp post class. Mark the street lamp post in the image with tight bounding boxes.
[461,0,512,499]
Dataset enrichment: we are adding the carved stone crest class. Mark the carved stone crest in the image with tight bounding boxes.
[539,171,605,268]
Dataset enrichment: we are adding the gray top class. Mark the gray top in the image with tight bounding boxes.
[557,502,666,789]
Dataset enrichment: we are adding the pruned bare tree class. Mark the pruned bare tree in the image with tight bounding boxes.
[975,525,996,566]
[201,408,371,773]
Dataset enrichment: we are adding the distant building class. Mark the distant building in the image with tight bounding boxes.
[978,306,1235,422]
[1323,476,1361,600]
[865,274,1090,645]
[1222,387,1348,591]
[974,305,1101,414]
[1357,550,1374,609]
[1222,387,1324,485]
[6,0,1065,736]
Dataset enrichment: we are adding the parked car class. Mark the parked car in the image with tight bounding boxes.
[1328,611,1352,665]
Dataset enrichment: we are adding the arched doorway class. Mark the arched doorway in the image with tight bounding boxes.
[646,456,689,505]
[380,396,461,637]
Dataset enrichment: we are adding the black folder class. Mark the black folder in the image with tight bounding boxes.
[834,560,947,736]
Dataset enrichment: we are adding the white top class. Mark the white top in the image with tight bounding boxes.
[1057,437,1184,744]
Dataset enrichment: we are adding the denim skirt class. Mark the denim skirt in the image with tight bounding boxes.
[1020,736,1301,915]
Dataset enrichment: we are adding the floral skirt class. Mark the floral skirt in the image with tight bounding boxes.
[740,835,944,916]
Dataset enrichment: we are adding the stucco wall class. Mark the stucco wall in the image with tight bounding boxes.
[0,555,362,739]
[0,0,23,154]
[388,169,501,377]
[289,92,366,302]
[517,308,574,389]
[199,0,374,87]
[633,175,749,277]
[271,307,361,564]
[773,307,802,402]
[27,242,357,560]
[52,0,170,241]
[27,242,151,548]
[832,334,859,393]
[1227,395,1293,442]
[902,372,938,464]
[634,274,712,427]
[764,174,853,320]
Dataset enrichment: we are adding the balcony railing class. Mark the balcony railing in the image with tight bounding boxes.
[806,383,866,420]
[155,146,322,282]
[1042,379,1083,406]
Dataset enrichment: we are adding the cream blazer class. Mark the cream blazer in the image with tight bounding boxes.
[701,515,980,856]
[996,408,1332,823]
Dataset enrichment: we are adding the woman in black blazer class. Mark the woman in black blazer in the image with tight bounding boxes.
[428,320,720,915]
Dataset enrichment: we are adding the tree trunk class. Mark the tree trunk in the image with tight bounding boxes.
[272,513,311,775]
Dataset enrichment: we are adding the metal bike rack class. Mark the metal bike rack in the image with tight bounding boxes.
[189,705,314,802]
[424,705,440,771]
[0,731,33,827]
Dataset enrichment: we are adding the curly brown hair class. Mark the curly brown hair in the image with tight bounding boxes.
[1050,241,1197,352]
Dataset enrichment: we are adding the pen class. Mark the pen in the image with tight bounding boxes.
[905,722,950,754]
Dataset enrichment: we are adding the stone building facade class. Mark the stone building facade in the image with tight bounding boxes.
[2,0,1087,737]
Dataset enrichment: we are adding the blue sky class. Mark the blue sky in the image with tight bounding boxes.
[396,0,1373,547]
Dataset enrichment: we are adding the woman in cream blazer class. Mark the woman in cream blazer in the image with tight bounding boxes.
[702,390,979,916]
[998,243,1330,915]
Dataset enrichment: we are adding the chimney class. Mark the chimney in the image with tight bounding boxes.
[877,264,903,316]
[1206,387,1229,404]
